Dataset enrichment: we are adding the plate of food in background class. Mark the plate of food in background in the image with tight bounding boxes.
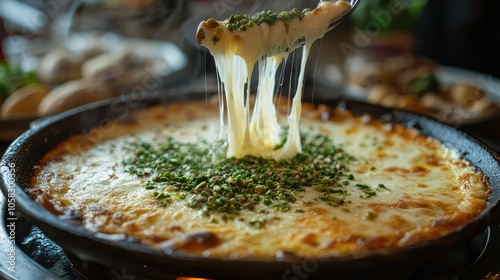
[321,54,500,126]
[0,33,189,141]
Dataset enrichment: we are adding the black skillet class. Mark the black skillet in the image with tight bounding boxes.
[1,88,500,280]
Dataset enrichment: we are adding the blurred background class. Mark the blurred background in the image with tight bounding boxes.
[0,0,499,144]
[1,1,500,279]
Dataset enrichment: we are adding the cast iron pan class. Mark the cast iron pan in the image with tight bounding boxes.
[2,88,500,280]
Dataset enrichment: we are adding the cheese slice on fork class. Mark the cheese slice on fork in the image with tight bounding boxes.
[196,1,351,159]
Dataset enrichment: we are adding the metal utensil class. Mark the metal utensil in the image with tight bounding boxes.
[277,0,360,56]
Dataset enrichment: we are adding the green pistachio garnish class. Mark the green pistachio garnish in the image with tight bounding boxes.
[122,132,359,218]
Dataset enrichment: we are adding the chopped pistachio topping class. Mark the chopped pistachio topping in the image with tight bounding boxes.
[122,134,366,217]
[224,8,311,32]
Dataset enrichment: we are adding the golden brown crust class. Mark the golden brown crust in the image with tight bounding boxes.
[30,101,490,259]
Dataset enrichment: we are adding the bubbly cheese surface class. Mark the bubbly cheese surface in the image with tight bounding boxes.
[196,1,351,159]
[29,2,490,261]
[31,101,490,259]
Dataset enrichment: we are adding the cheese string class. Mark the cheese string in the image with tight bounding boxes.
[197,1,351,160]
[280,41,312,159]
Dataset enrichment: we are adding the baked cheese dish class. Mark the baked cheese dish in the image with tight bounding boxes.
[29,0,489,262]
[30,100,490,259]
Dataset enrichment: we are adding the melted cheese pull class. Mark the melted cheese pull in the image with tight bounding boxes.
[197,1,351,159]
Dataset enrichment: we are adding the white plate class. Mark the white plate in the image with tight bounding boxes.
[437,66,500,104]
[320,64,500,125]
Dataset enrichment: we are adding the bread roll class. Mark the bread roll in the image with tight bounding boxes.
[37,48,81,84]
[38,79,114,115]
[1,85,49,118]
